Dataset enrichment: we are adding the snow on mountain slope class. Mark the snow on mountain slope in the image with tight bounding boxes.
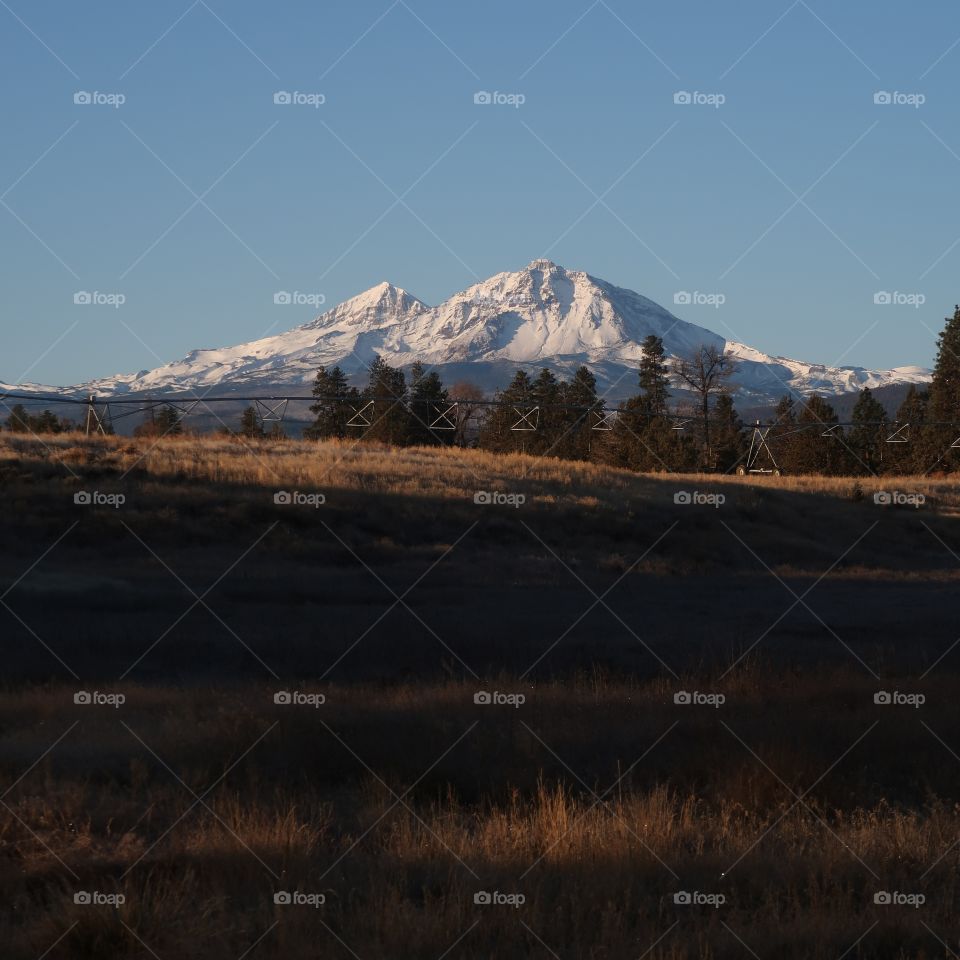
[3,261,932,404]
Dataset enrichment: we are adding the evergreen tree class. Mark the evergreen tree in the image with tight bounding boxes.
[848,387,887,474]
[305,365,356,440]
[637,334,670,417]
[553,366,601,461]
[885,385,929,473]
[926,305,960,471]
[713,393,747,473]
[406,362,451,446]
[239,406,264,439]
[360,355,408,444]
[5,404,31,433]
[134,405,183,438]
[528,367,563,456]
[478,369,533,453]
[784,396,843,474]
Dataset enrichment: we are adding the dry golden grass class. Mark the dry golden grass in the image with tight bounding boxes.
[1,433,959,957]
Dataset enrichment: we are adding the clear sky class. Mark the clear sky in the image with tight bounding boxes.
[2,0,958,385]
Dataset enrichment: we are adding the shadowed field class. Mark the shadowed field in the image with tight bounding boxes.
[2,435,959,958]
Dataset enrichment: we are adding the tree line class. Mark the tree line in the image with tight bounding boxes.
[5,305,960,476]
[297,305,960,476]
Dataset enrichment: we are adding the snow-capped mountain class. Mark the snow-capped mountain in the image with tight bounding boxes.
[3,260,931,404]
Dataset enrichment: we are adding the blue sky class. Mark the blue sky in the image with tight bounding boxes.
[2,0,959,385]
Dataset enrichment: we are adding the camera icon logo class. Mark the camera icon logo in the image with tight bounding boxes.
[873,291,892,305]
[274,691,292,705]
[73,91,92,105]
[673,91,692,105]
[273,291,292,305]
[673,491,692,505]
[74,291,92,305]
[474,691,492,704]
[273,91,292,105]
[874,691,892,705]
[74,891,92,904]
[473,91,492,105]
[274,491,292,505]
[473,491,492,505]
[873,491,892,505]
[474,891,492,904]
[874,91,892,105]
[874,891,891,904]
[74,491,92,505]
[673,891,692,904]
[74,691,92,705]
[673,291,692,305]
[274,891,292,904]
[673,691,691,705]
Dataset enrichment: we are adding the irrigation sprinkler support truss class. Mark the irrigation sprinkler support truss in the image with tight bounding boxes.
[255,398,289,424]
[737,421,781,476]
[511,406,540,431]
[591,410,614,431]
[886,423,910,443]
[346,400,374,429]
[429,402,458,430]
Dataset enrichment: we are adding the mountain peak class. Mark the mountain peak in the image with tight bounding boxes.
[36,261,931,403]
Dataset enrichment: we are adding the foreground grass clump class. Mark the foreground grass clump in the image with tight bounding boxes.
[2,677,959,959]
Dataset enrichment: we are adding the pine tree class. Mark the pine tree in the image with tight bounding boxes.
[239,406,264,439]
[637,334,670,417]
[712,393,747,473]
[554,366,600,461]
[926,305,960,471]
[156,406,183,436]
[360,355,408,444]
[306,365,355,440]
[528,368,562,456]
[5,404,31,433]
[478,369,533,453]
[406,362,451,446]
[848,388,887,474]
[785,396,842,474]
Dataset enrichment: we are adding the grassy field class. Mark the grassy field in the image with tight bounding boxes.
[2,434,960,958]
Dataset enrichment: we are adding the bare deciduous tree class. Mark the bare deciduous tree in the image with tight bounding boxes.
[672,345,737,467]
